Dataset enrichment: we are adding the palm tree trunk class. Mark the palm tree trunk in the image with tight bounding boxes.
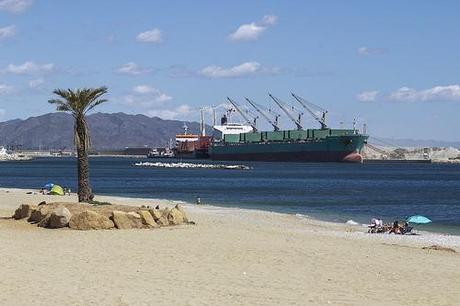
[75,117,92,202]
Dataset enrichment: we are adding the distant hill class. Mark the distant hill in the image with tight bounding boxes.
[368,137,460,149]
[1,112,458,150]
[0,112,206,150]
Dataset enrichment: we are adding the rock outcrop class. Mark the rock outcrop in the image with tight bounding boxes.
[11,202,192,230]
[111,211,143,229]
[69,211,114,230]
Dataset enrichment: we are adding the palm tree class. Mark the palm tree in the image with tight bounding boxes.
[48,87,108,202]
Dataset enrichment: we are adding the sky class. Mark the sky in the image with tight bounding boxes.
[1,0,460,141]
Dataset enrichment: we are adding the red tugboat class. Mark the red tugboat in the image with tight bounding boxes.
[173,109,212,159]
[174,123,200,159]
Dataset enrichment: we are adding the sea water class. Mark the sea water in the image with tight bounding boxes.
[1,157,459,235]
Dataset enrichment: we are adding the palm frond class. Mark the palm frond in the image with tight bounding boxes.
[48,99,72,112]
[49,86,108,151]
[85,98,108,114]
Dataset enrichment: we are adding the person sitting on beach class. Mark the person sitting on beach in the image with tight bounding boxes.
[389,221,402,234]
[400,222,413,235]
[368,218,385,233]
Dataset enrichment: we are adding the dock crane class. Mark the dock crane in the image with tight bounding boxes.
[226,97,258,131]
[291,93,328,129]
[244,97,280,131]
[269,93,303,130]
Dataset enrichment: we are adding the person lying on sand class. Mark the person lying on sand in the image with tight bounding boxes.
[388,221,413,235]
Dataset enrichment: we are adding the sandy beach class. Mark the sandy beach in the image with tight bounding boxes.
[0,188,459,305]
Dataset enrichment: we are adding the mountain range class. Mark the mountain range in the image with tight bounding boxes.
[0,112,458,150]
[0,112,205,150]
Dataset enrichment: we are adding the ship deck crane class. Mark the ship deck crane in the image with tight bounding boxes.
[226,97,258,131]
[291,93,328,129]
[269,93,303,130]
[245,97,280,131]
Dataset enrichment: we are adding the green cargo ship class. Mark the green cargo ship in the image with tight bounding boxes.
[209,93,368,163]
[210,128,368,163]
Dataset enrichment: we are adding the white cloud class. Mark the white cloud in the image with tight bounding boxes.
[0,84,14,95]
[357,85,460,103]
[0,25,16,40]
[357,47,386,56]
[0,0,33,13]
[146,104,193,120]
[389,85,460,102]
[229,23,265,42]
[356,91,379,102]
[0,108,5,117]
[123,85,172,108]
[200,61,261,78]
[229,14,277,42]
[133,85,153,94]
[117,62,150,75]
[136,28,162,43]
[120,85,192,120]
[2,61,55,75]
[199,61,281,78]
[28,77,44,89]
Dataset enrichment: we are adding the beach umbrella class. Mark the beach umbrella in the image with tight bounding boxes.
[407,215,432,224]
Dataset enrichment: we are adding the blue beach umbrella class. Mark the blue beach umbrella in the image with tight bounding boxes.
[407,215,432,224]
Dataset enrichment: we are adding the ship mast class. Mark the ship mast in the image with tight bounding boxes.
[244,97,280,131]
[291,93,328,129]
[182,123,189,135]
[269,93,303,130]
[226,97,258,131]
[200,108,206,136]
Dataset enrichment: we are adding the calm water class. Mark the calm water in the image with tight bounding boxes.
[1,157,459,235]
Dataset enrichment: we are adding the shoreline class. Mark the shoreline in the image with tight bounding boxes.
[4,184,459,238]
[1,187,459,304]
[2,187,459,249]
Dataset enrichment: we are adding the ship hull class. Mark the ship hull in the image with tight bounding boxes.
[210,135,367,163]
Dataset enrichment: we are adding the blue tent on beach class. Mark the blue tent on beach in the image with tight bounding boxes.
[43,183,54,190]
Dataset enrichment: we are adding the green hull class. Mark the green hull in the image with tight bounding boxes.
[210,129,368,163]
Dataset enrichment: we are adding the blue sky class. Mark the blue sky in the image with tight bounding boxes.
[1,0,459,140]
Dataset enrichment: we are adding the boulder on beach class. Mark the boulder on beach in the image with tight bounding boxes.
[167,205,188,225]
[13,204,38,220]
[139,210,159,228]
[69,210,114,230]
[111,211,143,229]
[148,209,162,222]
[148,208,170,226]
[47,206,72,229]
[28,205,53,224]
[157,209,171,226]
[11,201,192,230]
